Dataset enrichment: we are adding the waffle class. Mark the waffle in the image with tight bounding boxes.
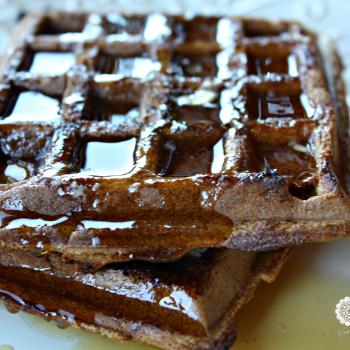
[0,247,290,350]
[0,13,348,267]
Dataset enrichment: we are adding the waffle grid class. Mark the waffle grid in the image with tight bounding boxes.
[0,12,348,265]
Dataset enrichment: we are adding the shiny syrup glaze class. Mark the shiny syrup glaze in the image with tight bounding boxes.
[83,93,140,122]
[0,14,336,265]
[173,16,218,43]
[258,141,317,199]
[247,87,308,120]
[242,20,287,38]
[158,91,225,176]
[247,52,298,76]
[0,249,232,338]
[37,15,86,35]
[157,139,225,177]
[0,211,231,258]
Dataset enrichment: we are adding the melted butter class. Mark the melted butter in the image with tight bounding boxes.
[5,92,60,122]
[29,52,75,75]
[81,138,136,176]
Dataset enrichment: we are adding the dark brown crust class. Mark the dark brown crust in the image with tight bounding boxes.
[0,248,291,350]
[0,13,348,266]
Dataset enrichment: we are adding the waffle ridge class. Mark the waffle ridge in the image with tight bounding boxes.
[0,13,348,267]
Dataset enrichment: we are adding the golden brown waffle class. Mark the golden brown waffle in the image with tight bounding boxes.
[0,247,290,350]
[0,13,348,267]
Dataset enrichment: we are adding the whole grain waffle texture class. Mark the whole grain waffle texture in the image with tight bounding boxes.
[0,13,348,267]
[0,247,290,350]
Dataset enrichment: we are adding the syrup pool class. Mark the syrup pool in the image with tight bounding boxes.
[0,239,349,350]
[80,138,136,176]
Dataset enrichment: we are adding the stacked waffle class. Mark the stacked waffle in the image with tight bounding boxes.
[0,12,348,350]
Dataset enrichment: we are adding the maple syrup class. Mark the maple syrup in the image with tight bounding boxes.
[248,53,290,75]
[248,88,307,120]
[80,138,136,176]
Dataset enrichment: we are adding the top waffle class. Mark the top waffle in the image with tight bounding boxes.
[0,12,349,267]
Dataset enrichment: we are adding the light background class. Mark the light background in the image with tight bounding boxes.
[0,1,350,349]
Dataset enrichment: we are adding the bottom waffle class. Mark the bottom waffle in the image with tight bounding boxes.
[0,248,290,350]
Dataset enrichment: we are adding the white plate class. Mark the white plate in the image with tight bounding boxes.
[1,0,350,349]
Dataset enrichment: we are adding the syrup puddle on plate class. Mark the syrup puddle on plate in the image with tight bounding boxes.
[0,239,349,350]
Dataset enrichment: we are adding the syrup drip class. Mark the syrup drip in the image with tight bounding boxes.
[260,142,317,199]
